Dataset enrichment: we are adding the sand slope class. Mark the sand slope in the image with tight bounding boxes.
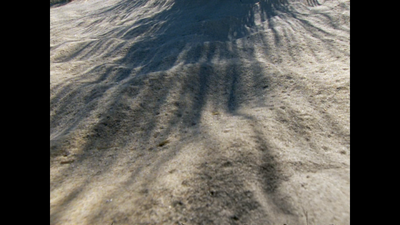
[50,0,350,224]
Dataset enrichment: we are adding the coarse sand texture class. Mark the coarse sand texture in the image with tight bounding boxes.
[50,0,350,224]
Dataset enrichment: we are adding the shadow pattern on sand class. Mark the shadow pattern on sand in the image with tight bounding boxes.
[50,0,349,224]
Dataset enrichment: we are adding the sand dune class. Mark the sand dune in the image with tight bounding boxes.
[50,0,350,224]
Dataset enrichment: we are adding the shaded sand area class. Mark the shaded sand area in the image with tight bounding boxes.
[50,0,350,224]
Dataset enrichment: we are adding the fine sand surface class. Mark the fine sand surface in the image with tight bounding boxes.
[50,0,350,224]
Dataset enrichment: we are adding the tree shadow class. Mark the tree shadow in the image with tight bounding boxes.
[306,0,323,7]
[50,0,71,8]
[50,0,349,223]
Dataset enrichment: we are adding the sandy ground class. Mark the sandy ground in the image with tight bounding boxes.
[50,0,350,224]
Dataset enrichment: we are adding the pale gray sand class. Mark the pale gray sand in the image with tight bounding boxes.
[50,0,349,224]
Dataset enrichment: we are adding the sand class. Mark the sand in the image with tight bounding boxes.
[50,0,350,224]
